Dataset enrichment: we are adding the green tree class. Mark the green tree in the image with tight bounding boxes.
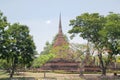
[68,12,120,76]
[0,11,9,59]
[116,56,120,63]
[40,41,52,55]
[5,23,36,78]
[32,53,55,68]
[99,12,120,55]
[99,13,120,75]
[0,59,10,69]
[32,53,55,78]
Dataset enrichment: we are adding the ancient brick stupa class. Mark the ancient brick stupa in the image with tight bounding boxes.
[40,14,80,72]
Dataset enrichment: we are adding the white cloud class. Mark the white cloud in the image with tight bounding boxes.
[45,20,51,24]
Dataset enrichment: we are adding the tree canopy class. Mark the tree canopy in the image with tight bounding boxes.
[0,11,9,59]
[32,53,55,68]
[68,12,120,76]
[0,11,36,78]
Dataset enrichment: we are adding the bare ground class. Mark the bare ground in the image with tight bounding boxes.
[17,72,120,80]
[0,72,120,80]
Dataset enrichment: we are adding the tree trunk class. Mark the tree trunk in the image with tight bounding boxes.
[79,60,84,76]
[10,63,15,78]
[44,71,46,78]
[101,67,106,76]
[98,53,106,76]
[43,64,46,78]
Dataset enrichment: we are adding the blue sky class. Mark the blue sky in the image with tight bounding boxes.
[0,0,120,53]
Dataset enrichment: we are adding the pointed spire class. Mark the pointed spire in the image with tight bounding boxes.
[53,13,68,47]
[59,13,63,34]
